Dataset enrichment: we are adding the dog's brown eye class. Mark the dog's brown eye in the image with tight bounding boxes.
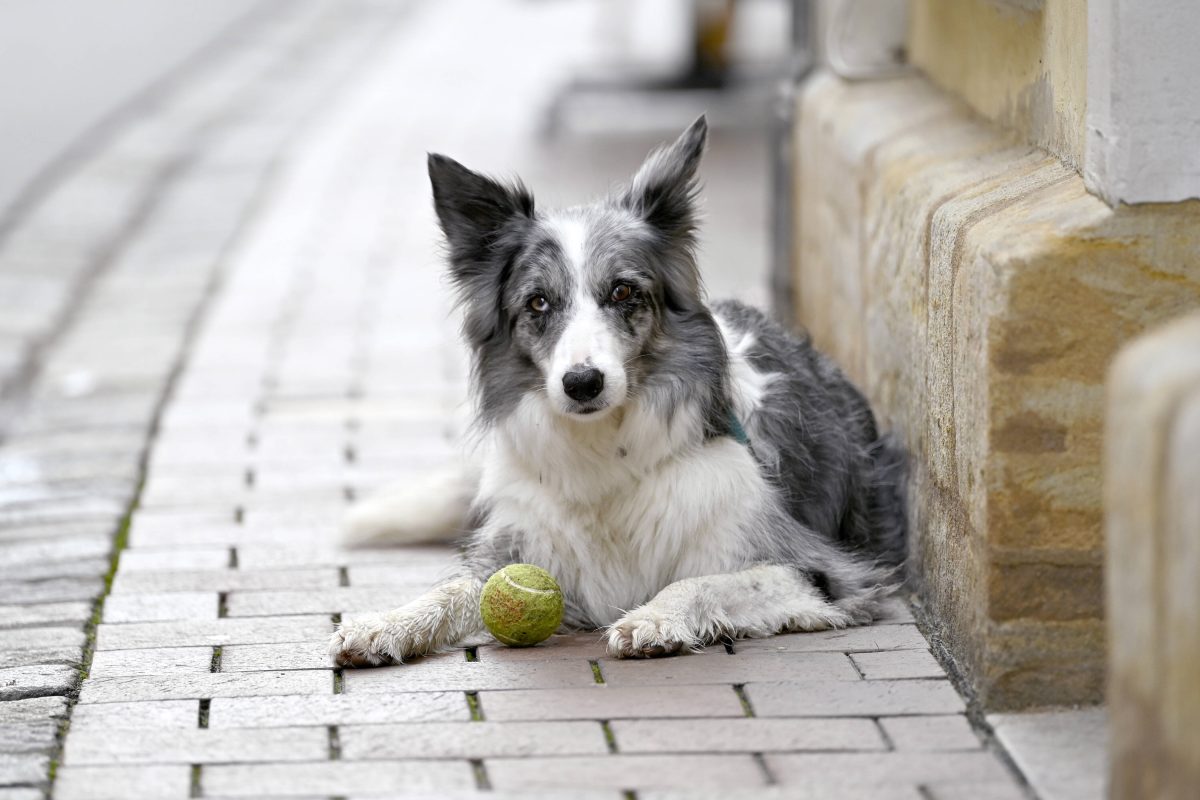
[611,284,632,302]
[528,295,549,313]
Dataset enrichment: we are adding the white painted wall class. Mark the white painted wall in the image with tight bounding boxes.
[0,0,264,220]
[1086,0,1200,205]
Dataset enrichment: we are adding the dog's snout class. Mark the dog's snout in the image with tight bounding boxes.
[562,367,605,402]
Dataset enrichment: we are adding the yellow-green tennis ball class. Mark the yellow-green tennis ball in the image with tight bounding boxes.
[479,564,564,647]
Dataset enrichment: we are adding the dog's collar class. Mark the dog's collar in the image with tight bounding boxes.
[727,410,751,446]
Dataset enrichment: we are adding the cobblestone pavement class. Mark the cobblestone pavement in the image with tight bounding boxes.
[2,2,1033,798]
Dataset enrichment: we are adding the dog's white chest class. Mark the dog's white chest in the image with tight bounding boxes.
[477,410,766,626]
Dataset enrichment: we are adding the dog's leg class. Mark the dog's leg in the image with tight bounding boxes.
[329,575,485,666]
[606,564,857,658]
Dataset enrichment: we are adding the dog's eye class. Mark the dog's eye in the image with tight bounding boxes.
[610,284,633,303]
[527,295,550,314]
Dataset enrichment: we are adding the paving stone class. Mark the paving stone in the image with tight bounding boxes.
[94,615,331,650]
[225,586,426,617]
[78,669,330,703]
[0,694,68,723]
[0,520,115,544]
[101,591,218,623]
[480,685,746,721]
[208,691,471,728]
[117,547,232,572]
[924,781,1029,800]
[64,726,329,765]
[201,760,476,796]
[611,717,886,753]
[340,721,608,759]
[0,787,45,800]
[69,699,198,732]
[0,626,86,652]
[0,753,48,787]
[0,536,112,569]
[0,663,79,700]
[87,646,212,679]
[487,754,766,791]
[219,641,331,672]
[0,646,82,669]
[54,764,190,800]
[0,601,92,628]
[1,557,109,583]
[989,707,1107,800]
[0,717,60,753]
[475,633,608,663]
[599,652,859,686]
[880,715,982,750]
[342,654,595,693]
[733,625,931,654]
[0,576,105,605]
[764,752,1014,788]
[641,788,923,800]
[745,679,966,717]
[850,648,944,679]
[110,567,339,594]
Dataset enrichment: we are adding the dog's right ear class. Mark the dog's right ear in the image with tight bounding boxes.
[428,154,534,272]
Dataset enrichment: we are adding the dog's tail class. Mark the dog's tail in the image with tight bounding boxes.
[865,433,909,568]
[340,462,478,547]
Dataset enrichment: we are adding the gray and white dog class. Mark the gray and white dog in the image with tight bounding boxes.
[329,116,906,666]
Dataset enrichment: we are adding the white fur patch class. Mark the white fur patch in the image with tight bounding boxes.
[479,393,770,627]
[543,215,628,417]
[716,314,777,423]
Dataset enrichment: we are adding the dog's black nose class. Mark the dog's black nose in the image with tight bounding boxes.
[562,367,604,402]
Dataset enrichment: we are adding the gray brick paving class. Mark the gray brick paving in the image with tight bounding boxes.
[341,655,597,694]
[610,717,886,753]
[207,692,470,728]
[0,2,1034,797]
[745,679,967,717]
[598,651,860,685]
[880,714,984,751]
[850,647,945,679]
[77,669,331,704]
[201,761,477,797]
[86,647,215,680]
[487,754,766,791]
[339,721,610,760]
[63,726,330,765]
[53,765,190,800]
[68,700,197,733]
[480,686,748,721]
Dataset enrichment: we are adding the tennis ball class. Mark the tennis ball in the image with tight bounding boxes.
[479,564,564,647]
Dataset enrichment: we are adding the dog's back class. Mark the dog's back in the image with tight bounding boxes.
[713,300,908,568]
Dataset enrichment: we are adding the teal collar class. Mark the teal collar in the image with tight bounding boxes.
[727,410,751,446]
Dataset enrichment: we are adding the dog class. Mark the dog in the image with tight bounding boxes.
[329,116,907,666]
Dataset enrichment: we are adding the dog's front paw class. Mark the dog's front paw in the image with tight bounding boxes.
[329,614,402,668]
[606,607,695,658]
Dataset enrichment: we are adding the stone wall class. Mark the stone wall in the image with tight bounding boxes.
[793,71,1200,709]
[908,0,1086,170]
[1106,315,1200,799]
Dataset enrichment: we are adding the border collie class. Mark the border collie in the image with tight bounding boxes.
[329,116,906,666]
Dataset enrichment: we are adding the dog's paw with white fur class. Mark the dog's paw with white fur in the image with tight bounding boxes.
[329,613,435,667]
[606,607,696,658]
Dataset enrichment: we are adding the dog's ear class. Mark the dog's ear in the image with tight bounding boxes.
[428,153,534,271]
[621,115,707,242]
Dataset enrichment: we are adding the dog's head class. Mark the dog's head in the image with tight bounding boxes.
[429,116,716,425]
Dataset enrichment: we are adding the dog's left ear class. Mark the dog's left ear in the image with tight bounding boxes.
[621,115,707,242]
